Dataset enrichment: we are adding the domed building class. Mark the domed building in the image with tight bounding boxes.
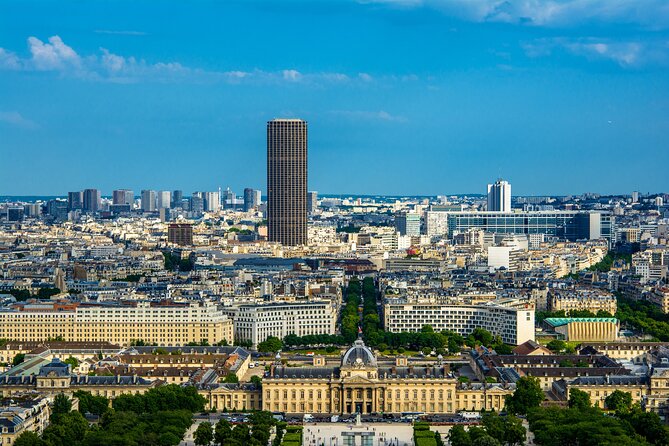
[261,338,514,415]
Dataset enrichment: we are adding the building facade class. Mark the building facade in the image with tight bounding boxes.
[262,340,514,415]
[0,301,234,346]
[487,179,512,212]
[224,301,337,347]
[168,223,193,246]
[267,119,308,246]
[383,300,535,345]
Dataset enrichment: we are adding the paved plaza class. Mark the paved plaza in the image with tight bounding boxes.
[303,422,414,446]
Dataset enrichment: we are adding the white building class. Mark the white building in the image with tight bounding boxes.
[157,191,171,209]
[425,211,449,237]
[204,191,221,212]
[487,179,512,212]
[383,299,534,345]
[224,301,338,347]
[141,190,156,212]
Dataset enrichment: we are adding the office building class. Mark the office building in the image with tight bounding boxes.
[224,301,336,347]
[140,190,156,212]
[487,179,512,212]
[67,191,83,211]
[157,190,171,209]
[308,191,318,214]
[112,189,134,206]
[82,189,101,213]
[0,301,233,346]
[46,200,68,221]
[223,187,234,208]
[446,210,615,243]
[384,299,535,345]
[395,212,421,237]
[7,208,24,222]
[243,188,259,212]
[172,190,183,208]
[267,118,308,246]
[168,223,193,246]
[632,191,640,203]
[204,191,221,212]
[190,195,204,216]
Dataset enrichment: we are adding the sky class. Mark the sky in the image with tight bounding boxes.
[1,0,668,197]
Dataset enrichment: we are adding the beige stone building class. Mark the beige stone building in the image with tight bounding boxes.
[0,301,234,347]
[257,340,513,415]
[543,318,619,342]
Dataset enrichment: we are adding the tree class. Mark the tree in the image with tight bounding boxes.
[250,375,262,388]
[448,424,472,446]
[568,389,591,410]
[74,390,109,416]
[64,356,79,369]
[13,353,25,366]
[605,390,633,413]
[469,328,493,346]
[257,336,283,353]
[505,376,544,415]
[214,418,232,445]
[482,413,526,446]
[52,393,73,417]
[546,340,566,353]
[13,432,46,446]
[195,422,214,446]
[224,374,239,383]
[472,435,501,446]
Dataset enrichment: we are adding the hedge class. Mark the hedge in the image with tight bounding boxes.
[415,438,438,446]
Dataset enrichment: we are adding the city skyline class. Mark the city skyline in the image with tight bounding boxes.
[2,1,668,196]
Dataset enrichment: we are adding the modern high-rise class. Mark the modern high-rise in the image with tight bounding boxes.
[112,189,134,206]
[82,189,101,213]
[67,191,83,211]
[168,223,193,246]
[308,191,318,214]
[157,190,171,209]
[487,179,512,212]
[172,190,183,208]
[140,190,156,212]
[204,191,221,212]
[395,212,421,236]
[243,188,260,212]
[267,119,308,246]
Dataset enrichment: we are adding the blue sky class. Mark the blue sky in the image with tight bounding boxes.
[1,0,668,196]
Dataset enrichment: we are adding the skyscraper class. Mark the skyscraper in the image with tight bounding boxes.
[157,190,171,209]
[141,190,156,212]
[308,191,318,214]
[267,119,308,246]
[203,191,220,212]
[112,189,134,206]
[395,212,421,236]
[82,189,101,213]
[67,191,83,211]
[487,179,512,212]
[172,190,183,208]
[243,188,255,212]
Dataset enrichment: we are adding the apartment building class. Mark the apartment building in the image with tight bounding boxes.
[549,289,617,315]
[0,301,234,346]
[383,298,535,345]
[224,301,338,347]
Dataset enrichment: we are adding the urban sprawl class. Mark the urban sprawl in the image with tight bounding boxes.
[1,120,669,445]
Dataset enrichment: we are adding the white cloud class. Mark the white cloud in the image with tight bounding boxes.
[363,0,669,29]
[358,72,374,82]
[523,37,668,67]
[0,111,38,129]
[28,36,81,70]
[0,36,382,85]
[330,109,408,122]
[282,69,303,81]
[0,48,21,70]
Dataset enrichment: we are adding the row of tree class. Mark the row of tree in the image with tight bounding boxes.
[617,297,669,342]
[193,411,279,446]
[15,385,207,446]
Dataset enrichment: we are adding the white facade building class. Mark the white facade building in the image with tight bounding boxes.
[383,300,535,345]
[225,301,338,347]
[487,179,512,212]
